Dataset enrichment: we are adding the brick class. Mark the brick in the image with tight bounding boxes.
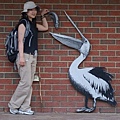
[78,22,91,27]
[5,85,17,90]
[52,73,67,78]
[68,96,83,101]
[0,79,12,84]
[85,5,100,10]
[93,11,108,16]
[100,51,115,56]
[53,5,68,10]
[61,56,76,61]
[100,62,115,67]
[0,85,4,90]
[100,28,115,33]
[101,17,115,22]
[0,10,12,15]
[69,6,85,11]
[108,23,120,27]
[0,27,4,32]
[100,40,115,44]
[52,62,67,67]
[108,34,120,39]
[85,28,99,33]
[108,45,120,51]
[0,22,12,27]
[109,10,120,16]
[116,5,120,10]
[0,67,13,72]
[45,91,60,96]
[53,108,67,113]
[5,73,19,78]
[61,0,76,3]
[61,68,69,73]
[77,0,91,4]
[100,5,116,10]
[52,85,67,90]
[44,67,59,72]
[93,0,108,4]
[109,0,120,4]
[116,51,120,56]
[61,102,77,107]
[0,90,12,95]
[45,79,61,84]
[39,50,52,55]
[5,16,20,21]
[0,16,4,20]
[108,68,120,74]
[108,57,120,62]
[38,62,51,67]
[45,56,59,61]
[93,22,107,27]
[40,73,51,78]
[0,0,12,2]
[92,57,107,61]
[92,45,107,50]
[42,96,52,101]
[84,62,99,67]
[99,107,116,113]
[90,39,99,44]
[5,4,21,9]
[0,73,4,78]
[53,50,68,56]
[61,90,76,96]
[53,96,67,101]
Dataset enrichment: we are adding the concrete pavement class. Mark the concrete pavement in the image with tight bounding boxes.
[0,112,120,120]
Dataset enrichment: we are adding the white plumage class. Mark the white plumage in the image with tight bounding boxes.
[50,11,117,113]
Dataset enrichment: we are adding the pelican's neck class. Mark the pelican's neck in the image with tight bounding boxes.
[70,53,86,70]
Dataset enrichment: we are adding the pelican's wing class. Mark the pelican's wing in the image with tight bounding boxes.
[50,32,83,50]
[82,68,114,100]
[89,67,113,82]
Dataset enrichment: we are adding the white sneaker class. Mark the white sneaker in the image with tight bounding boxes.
[10,108,19,114]
[19,110,34,115]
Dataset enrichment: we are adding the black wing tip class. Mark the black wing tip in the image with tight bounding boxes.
[89,67,114,81]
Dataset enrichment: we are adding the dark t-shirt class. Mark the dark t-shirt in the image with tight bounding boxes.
[18,19,38,55]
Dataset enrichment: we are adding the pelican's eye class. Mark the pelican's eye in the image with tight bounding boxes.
[84,40,87,43]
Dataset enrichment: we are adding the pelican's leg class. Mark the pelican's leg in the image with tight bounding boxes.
[84,98,96,113]
[76,96,89,113]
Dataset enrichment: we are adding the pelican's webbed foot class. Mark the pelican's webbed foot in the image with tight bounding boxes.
[84,107,95,113]
[76,107,95,113]
[76,107,87,113]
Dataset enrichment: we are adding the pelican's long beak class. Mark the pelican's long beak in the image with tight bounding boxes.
[64,11,86,41]
[50,32,83,51]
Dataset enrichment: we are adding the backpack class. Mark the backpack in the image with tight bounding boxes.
[5,19,30,63]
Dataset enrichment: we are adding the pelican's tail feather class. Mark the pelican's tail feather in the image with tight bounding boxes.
[107,99,117,106]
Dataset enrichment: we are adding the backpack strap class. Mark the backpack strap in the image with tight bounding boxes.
[21,19,33,47]
[22,19,30,38]
[17,19,30,43]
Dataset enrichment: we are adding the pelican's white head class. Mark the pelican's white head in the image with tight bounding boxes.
[79,38,90,58]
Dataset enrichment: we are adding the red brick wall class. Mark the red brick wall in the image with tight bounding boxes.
[0,0,120,113]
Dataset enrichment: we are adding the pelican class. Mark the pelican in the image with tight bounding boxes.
[50,11,117,113]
